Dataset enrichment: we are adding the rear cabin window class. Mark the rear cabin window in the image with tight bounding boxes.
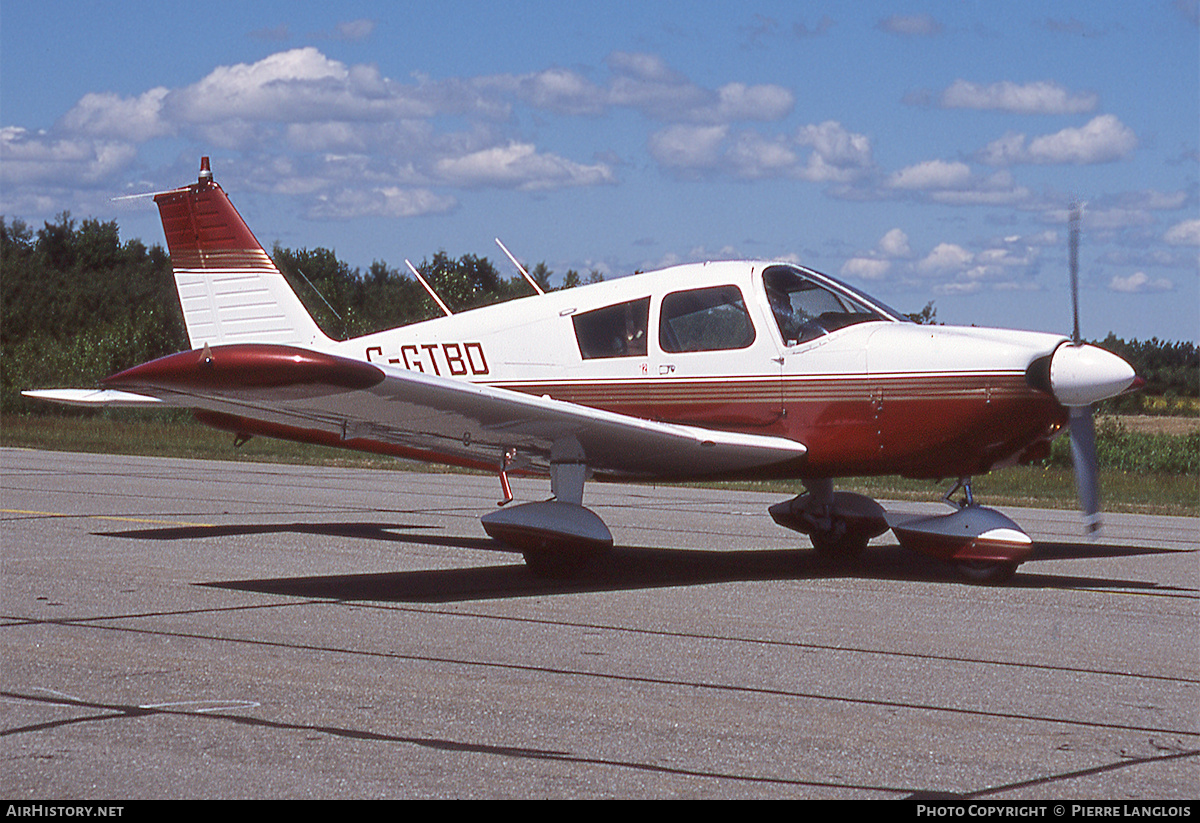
[659,285,756,353]
[572,297,650,359]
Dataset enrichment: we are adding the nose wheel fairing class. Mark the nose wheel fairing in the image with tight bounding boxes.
[886,506,1034,566]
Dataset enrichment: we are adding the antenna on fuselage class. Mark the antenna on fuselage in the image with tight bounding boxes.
[495,238,546,296]
[404,259,454,317]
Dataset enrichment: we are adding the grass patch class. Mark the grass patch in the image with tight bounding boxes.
[3,412,1197,517]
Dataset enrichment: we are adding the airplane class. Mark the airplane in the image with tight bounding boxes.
[26,158,1140,583]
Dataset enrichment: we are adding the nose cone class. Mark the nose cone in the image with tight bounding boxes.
[1049,342,1137,407]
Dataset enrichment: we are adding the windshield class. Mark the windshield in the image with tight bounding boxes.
[763,265,892,345]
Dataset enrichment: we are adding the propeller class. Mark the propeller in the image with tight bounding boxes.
[1026,203,1135,534]
[1061,203,1110,534]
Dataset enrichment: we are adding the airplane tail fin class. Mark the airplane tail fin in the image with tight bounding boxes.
[154,158,332,350]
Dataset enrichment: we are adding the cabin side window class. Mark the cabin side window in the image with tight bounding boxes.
[572,297,650,359]
[763,265,883,345]
[659,285,756,353]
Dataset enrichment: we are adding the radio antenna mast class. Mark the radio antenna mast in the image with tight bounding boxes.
[495,238,546,296]
[405,259,454,316]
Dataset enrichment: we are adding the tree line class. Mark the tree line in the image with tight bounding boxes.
[2,213,1195,415]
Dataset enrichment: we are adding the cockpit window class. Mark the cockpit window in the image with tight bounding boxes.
[763,265,884,345]
[659,285,756,353]
[572,297,650,359]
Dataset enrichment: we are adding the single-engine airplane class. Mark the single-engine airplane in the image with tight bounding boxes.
[27,158,1140,582]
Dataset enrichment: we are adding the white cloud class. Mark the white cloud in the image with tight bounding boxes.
[59,88,173,141]
[433,142,615,190]
[904,235,1043,294]
[841,257,891,280]
[513,68,606,116]
[166,48,429,126]
[604,52,793,123]
[648,125,728,171]
[878,228,913,258]
[794,121,873,182]
[647,120,873,183]
[712,82,794,122]
[917,242,974,274]
[1108,271,1174,292]
[306,186,456,219]
[726,131,797,178]
[0,126,136,185]
[887,159,971,190]
[979,114,1138,165]
[1164,218,1200,246]
[939,80,1098,114]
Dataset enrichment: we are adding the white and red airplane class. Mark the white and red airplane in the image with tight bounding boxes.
[27,158,1140,582]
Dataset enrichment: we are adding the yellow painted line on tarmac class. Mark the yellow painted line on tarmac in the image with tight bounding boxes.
[2,509,216,528]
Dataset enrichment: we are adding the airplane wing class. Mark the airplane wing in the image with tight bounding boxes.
[37,343,806,480]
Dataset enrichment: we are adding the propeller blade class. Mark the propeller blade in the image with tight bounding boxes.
[1068,405,1101,535]
[1069,202,1081,345]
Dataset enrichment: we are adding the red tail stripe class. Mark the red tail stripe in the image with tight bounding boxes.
[154,182,262,255]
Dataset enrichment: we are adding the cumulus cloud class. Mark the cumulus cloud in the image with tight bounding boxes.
[918,242,974,274]
[938,80,1098,114]
[648,125,729,171]
[887,159,972,190]
[793,121,873,182]
[647,119,872,182]
[1108,271,1174,292]
[838,229,914,284]
[841,257,891,280]
[306,186,456,219]
[166,48,427,125]
[905,237,1042,294]
[874,155,1030,205]
[433,142,615,190]
[4,44,811,216]
[979,114,1137,165]
[878,228,913,258]
[59,88,173,141]
[1164,218,1200,246]
[602,52,793,123]
[0,126,137,186]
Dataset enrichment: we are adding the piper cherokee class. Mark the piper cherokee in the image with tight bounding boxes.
[27,158,1139,583]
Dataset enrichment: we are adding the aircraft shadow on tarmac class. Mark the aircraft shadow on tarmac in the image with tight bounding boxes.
[98,520,1193,602]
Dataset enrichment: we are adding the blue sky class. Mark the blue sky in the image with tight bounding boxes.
[3,1,1197,342]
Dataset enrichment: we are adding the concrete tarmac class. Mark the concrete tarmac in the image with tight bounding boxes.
[2,448,1197,799]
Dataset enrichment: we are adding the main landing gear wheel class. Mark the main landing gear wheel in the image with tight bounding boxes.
[809,527,870,565]
[954,560,1019,585]
[480,499,613,580]
[769,485,888,569]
